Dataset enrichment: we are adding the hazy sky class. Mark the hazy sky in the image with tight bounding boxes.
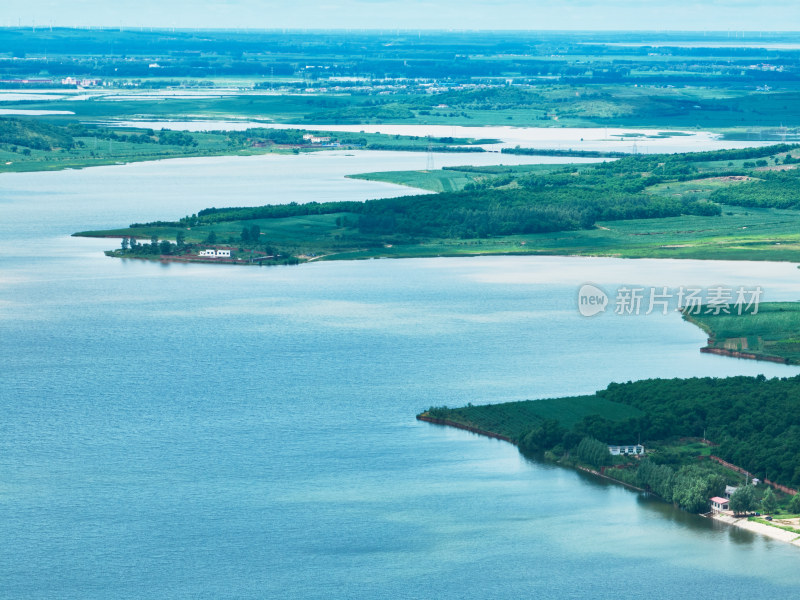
[2,1,799,31]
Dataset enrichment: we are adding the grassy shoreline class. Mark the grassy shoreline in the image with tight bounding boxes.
[0,117,492,175]
[682,303,800,365]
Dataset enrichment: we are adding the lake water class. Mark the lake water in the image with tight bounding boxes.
[0,109,76,116]
[599,42,800,50]
[112,120,776,154]
[2,150,800,599]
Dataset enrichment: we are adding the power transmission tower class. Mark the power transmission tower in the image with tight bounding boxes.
[426,139,434,170]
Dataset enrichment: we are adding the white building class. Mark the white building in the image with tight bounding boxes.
[198,249,232,258]
[710,496,730,513]
[608,444,645,456]
[302,134,331,144]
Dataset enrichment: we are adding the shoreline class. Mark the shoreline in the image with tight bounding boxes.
[86,240,800,264]
[417,412,647,490]
[418,412,800,550]
[700,346,790,365]
[110,254,301,266]
[682,310,799,367]
[416,414,514,443]
[711,513,800,546]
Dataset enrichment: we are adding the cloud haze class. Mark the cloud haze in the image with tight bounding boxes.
[2,0,799,31]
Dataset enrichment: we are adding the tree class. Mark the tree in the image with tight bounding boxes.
[788,493,800,515]
[159,240,172,255]
[575,436,611,468]
[240,227,251,243]
[761,488,778,514]
[519,419,566,453]
[636,458,675,502]
[121,237,129,251]
[729,485,759,515]
[206,231,217,244]
[176,231,186,248]
[671,466,725,513]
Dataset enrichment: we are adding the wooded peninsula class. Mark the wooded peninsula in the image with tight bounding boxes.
[418,372,800,518]
[77,142,800,264]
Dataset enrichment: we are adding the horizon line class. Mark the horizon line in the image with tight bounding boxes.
[2,26,800,35]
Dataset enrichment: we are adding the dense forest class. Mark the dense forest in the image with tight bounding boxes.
[0,117,76,150]
[156,180,719,240]
[427,374,800,493]
[710,169,800,210]
[590,376,800,487]
[0,118,199,150]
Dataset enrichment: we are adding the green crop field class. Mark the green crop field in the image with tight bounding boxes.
[314,206,800,263]
[347,169,482,192]
[684,302,800,364]
[347,164,571,192]
[423,395,642,442]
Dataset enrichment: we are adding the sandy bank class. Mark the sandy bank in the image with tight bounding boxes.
[712,513,800,547]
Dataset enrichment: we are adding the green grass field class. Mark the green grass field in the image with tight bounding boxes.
[78,204,800,264]
[347,164,571,192]
[347,169,481,192]
[0,131,288,174]
[315,206,800,263]
[0,119,492,174]
[684,303,800,364]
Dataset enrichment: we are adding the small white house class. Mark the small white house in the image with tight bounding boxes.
[608,444,645,456]
[710,496,730,513]
[725,485,739,498]
[198,249,231,258]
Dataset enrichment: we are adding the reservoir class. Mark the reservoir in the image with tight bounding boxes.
[2,149,800,598]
